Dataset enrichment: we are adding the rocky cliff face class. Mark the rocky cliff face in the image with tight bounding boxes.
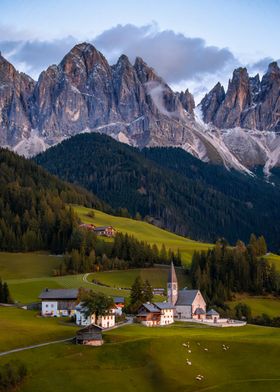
[0,52,35,146]
[201,62,280,132]
[0,43,280,174]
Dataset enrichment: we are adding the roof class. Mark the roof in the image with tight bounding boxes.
[154,302,175,310]
[76,324,103,340]
[113,297,125,303]
[206,309,219,316]
[194,307,206,315]
[168,262,178,284]
[176,289,200,306]
[94,226,114,231]
[141,303,160,313]
[39,289,78,300]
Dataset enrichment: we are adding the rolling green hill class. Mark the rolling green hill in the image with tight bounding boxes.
[73,205,212,264]
[0,252,61,280]
[1,320,280,392]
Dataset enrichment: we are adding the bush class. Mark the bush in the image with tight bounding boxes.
[0,360,27,391]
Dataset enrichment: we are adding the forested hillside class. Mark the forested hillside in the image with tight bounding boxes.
[0,148,108,252]
[35,133,280,249]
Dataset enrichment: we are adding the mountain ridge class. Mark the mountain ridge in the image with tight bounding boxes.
[0,43,280,174]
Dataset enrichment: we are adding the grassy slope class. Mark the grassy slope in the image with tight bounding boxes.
[0,307,77,352]
[88,267,189,289]
[73,205,212,264]
[0,252,61,279]
[229,296,280,318]
[1,322,279,392]
[264,253,280,271]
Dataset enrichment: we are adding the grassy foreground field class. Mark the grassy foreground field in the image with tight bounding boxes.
[72,205,212,265]
[0,307,77,352]
[0,321,279,392]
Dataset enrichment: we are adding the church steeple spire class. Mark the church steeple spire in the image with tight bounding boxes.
[167,262,178,305]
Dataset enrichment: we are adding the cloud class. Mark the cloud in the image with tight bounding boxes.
[0,23,276,100]
[0,36,76,78]
[0,23,236,86]
[93,24,236,85]
[247,57,279,74]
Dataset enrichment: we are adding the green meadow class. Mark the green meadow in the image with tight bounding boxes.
[264,253,280,271]
[0,307,77,352]
[0,320,280,392]
[229,296,280,318]
[88,267,189,290]
[72,205,212,265]
[0,252,61,279]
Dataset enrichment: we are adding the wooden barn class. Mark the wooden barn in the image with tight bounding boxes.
[76,324,103,346]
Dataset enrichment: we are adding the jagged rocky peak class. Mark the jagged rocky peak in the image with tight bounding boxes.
[134,56,161,84]
[200,82,225,123]
[177,89,195,116]
[267,61,280,74]
[249,74,260,98]
[61,42,109,73]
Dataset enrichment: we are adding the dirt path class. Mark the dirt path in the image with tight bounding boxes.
[0,338,73,357]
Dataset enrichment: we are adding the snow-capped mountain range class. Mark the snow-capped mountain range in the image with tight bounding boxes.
[0,42,279,174]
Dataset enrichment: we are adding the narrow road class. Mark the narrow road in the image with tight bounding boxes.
[0,319,134,357]
[82,273,130,291]
[0,337,73,357]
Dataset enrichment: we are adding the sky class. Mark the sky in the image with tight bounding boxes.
[0,0,279,101]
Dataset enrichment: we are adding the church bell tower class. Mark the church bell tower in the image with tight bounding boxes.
[167,262,178,305]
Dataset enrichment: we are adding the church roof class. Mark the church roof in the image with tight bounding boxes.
[194,307,206,315]
[168,262,178,283]
[176,289,199,306]
[206,309,219,316]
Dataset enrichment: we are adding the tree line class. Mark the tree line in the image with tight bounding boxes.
[190,234,280,308]
[59,231,182,275]
[0,148,107,253]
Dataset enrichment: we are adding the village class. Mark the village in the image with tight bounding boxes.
[38,262,246,346]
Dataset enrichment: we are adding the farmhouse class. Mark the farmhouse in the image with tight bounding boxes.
[76,324,103,346]
[79,223,96,231]
[39,288,78,317]
[75,302,116,329]
[94,226,116,237]
[137,302,175,326]
[167,263,206,319]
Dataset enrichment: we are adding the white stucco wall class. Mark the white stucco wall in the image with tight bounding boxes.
[75,308,115,328]
[159,308,174,325]
[192,291,206,316]
[42,301,58,316]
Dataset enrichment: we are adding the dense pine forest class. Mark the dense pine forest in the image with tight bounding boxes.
[35,133,280,249]
[0,148,109,253]
[190,235,280,308]
[61,231,181,275]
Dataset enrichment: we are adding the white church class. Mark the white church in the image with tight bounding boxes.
[167,262,209,320]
